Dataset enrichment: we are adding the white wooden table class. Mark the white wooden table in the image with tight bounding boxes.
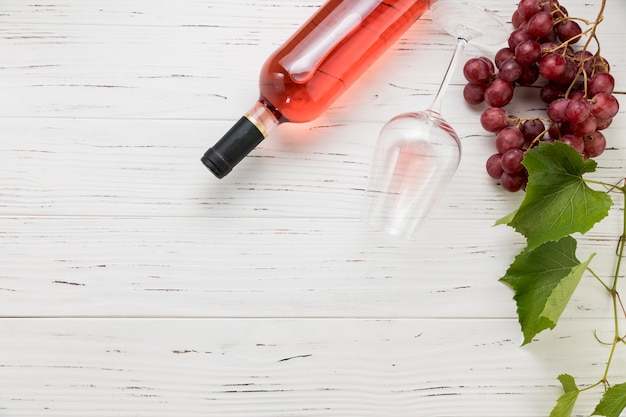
[1,1,625,415]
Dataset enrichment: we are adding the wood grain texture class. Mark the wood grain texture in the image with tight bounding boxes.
[1,0,625,415]
[0,214,621,319]
[1,318,624,417]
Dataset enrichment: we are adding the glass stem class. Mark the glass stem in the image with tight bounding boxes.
[428,37,468,114]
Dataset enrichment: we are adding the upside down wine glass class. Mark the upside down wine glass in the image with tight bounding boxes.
[361,0,508,239]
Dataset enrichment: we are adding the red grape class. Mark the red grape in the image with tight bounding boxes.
[571,115,596,137]
[589,55,610,74]
[499,59,523,82]
[501,148,525,174]
[486,154,504,179]
[480,107,509,132]
[484,78,515,108]
[463,57,493,84]
[512,10,526,29]
[588,72,615,96]
[501,171,528,192]
[595,117,613,131]
[540,82,566,103]
[548,122,562,140]
[552,4,569,19]
[584,131,606,158]
[540,41,559,55]
[495,47,515,69]
[559,121,573,136]
[565,97,591,124]
[539,53,568,82]
[521,119,546,143]
[528,11,554,38]
[496,127,525,153]
[518,0,541,19]
[463,83,487,105]
[575,50,594,74]
[540,29,558,43]
[547,98,570,123]
[518,64,540,87]
[559,58,578,85]
[508,29,534,50]
[560,134,585,154]
[556,20,582,43]
[590,93,619,120]
[515,40,542,66]
[479,57,496,74]
[542,0,561,13]
[568,89,585,101]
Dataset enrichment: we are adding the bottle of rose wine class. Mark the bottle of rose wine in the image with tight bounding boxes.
[202,0,434,178]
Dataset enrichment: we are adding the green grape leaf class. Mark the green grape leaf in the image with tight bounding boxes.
[500,236,594,345]
[495,209,517,226]
[498,142,612,250]
[549,375,580,417]
[592,382,626,417]
[558,374,579,393]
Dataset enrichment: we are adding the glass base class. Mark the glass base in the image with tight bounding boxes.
[429,0,508,45]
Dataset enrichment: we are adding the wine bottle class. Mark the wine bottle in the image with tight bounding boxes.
[202,0,434,178]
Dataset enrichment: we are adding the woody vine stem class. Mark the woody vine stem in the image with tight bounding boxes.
[583,178,625,392]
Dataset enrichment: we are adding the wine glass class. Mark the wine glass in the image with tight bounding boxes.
[360,0,508,239]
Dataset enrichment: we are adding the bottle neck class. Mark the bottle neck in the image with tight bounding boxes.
[201,101,280,179]
[246,100,280,136]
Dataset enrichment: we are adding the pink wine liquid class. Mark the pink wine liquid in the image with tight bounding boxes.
[260,0,433,122]
[202,0,434,178]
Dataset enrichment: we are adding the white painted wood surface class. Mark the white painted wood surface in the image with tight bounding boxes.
[1,0,625,415]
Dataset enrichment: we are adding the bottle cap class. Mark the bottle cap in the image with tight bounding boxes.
[201,116,266,178]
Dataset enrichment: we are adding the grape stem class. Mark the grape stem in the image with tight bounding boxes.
[541,0,607,98]
[563,0,606,98]
[528,128,551,149]
[583,178,624,194]
[587,266,611,292]
[507,116,552,151]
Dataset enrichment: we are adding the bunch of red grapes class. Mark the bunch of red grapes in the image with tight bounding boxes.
[462,0,619,192]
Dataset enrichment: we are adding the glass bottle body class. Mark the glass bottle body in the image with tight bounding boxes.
[259,0,433,123]
[202,0,434,178]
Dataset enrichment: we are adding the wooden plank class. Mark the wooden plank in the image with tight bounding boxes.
[0,117,624,219]
[1,2,623,122]
[0,1,329,28]
[0,22,482,121]
[2,0,620,36]
[0,215,619,318]
[1,28,623,122]
[0,117,505,218]
[0,318,621,417]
